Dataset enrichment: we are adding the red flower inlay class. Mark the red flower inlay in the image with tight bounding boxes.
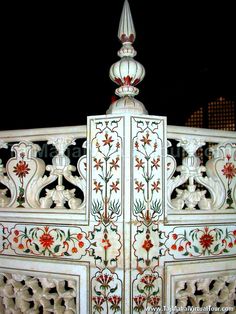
[14,230,20,236]
[93,181,103,193]
[72,247,78,253]
[141,133,152,145]
[178,245,184,252]
[199,233,214,249]
[140,275,157,287]
[135,157,145,170]
[92,296,105,305]
[102,238,112,250]
[94,158,103,170]
[151,181,160,192]
[142,239,154,252]
[110,157,120,170]
[78,241,84,248]
[222,162,236,180]
[135,181,145,192]
[110,181,120,193]
[18,244,24,250]
[77,233,83,240]
[151,157,160,169]
[13,160,30,178]
[133,295,146,306]
[172,233,178,240]
[149,296,160,307]
[96,274,113,286]
[171,244,177,250]
[233,230,236,236]
[102,133,114,146]
[39,233,54,248]
[108,295,121,305]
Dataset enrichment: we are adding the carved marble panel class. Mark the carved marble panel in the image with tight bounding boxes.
[165,258,236,313]
[0,256,88,313]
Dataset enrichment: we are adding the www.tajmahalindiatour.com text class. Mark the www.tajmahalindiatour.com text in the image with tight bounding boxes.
[145,306,234,312]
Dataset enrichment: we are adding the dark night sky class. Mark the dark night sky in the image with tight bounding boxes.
[2,1,236,130]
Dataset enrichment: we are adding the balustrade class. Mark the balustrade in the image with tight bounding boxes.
[0,125,235,217]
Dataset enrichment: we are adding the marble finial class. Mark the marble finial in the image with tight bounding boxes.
[107,0,147,115]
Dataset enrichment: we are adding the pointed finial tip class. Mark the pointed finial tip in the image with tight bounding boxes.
[118,0,136,44]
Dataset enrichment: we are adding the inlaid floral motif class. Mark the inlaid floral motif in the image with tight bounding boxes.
[89,118,124,310]
[131,118,165,314]
[13,153,30,207]
[222,154,236,209]
[91,120,122,224]
[89,222,121,268]
[133,270,162,312]
[13,159,30,178]
[92,269,122,314]
[164,226,236,258]
[9,225,90,258]
[132,119,164,269]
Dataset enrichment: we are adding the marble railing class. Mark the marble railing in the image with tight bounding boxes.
[167,125,236,224]
[0,124,235,216]
[0,123,235,313]
[0,125,87,224]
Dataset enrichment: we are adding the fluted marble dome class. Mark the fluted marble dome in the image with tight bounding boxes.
[109,57,145,94]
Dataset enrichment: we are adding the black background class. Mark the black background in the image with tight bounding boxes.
[2,1,236,130]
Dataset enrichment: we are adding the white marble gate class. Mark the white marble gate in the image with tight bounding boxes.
[0,1,235,313]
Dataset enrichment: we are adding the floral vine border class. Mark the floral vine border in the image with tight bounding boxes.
[221,153,236,209]
[162,225,236,259]
[132,119,164,269]
[131,118,166,312]
[1,224,90,259]
[89,118,124,313]
[13,152,31,207]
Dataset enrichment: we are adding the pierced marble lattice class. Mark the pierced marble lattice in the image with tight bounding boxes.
[0,272,77,313]
[175,275,236,314]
